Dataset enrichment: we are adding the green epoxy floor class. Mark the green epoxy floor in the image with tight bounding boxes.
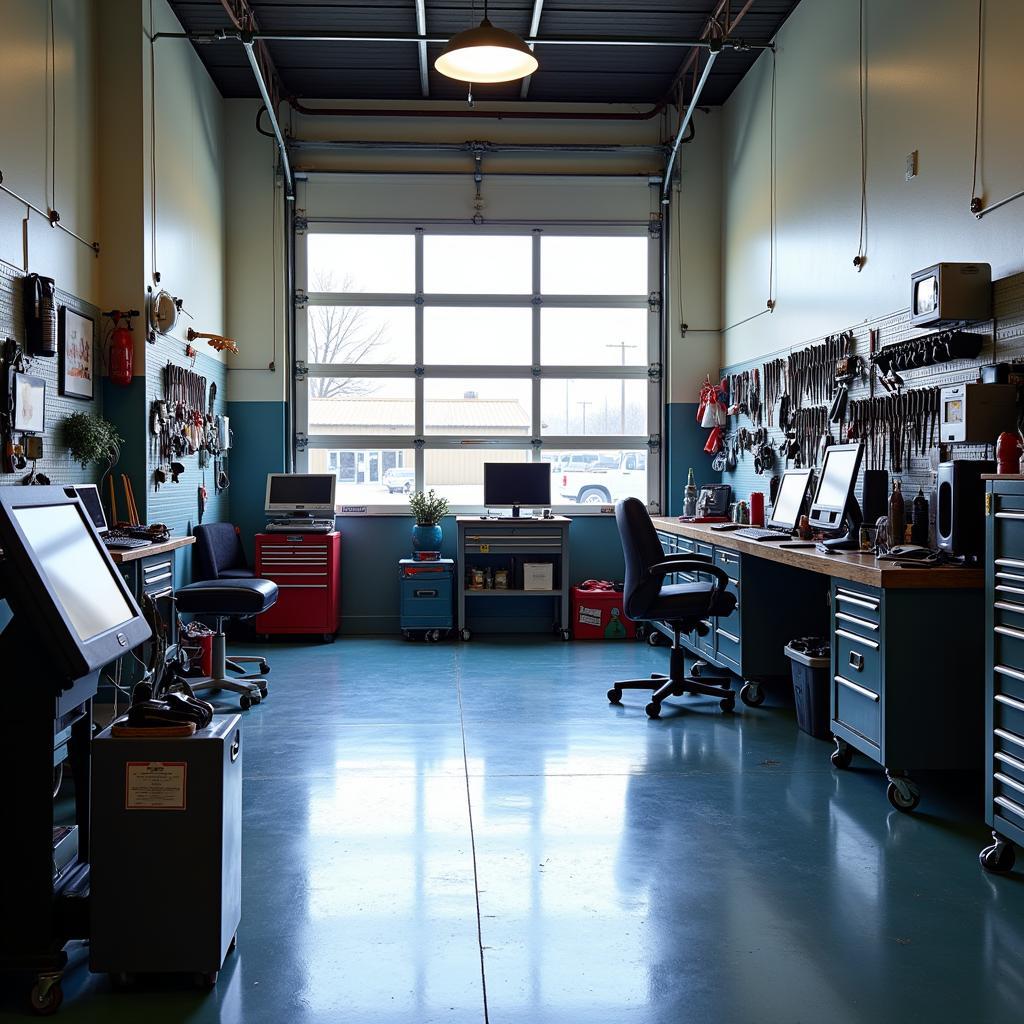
[10,637,1024,1023]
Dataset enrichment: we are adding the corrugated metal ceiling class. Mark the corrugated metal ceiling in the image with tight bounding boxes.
[166,0,801,106]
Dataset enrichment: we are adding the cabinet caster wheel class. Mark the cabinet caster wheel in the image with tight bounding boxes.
[979,833,1016,873]
[634,625,648,642]
[886,777,920,812]
[831,740,853,770]
[461,628,472,641]
[239,694,252,710]
[645,701,661,719]
[323,633,336,643]
[740,682,765,707]
[561,629,571,641]
[607,688,622,705]
[259,661,271,675]
[648,630,664,647]
[29,977,63,1016]
[720,695,736,713]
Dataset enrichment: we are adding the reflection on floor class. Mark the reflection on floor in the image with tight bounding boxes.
[23,637,1024,1023]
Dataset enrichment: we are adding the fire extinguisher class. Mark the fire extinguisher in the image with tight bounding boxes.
[103,309,139,387]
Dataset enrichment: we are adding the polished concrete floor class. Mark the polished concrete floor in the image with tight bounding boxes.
[12,637,1024,1023]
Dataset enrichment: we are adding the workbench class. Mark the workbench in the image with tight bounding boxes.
[652,518,984,812]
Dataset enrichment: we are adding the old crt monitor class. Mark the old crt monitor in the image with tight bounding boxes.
[768,469,813,531]
[910,262,991,328]
[265,473,336,515]
[484,462,551,518]
[808,442,864,551]
[0,486,150,681]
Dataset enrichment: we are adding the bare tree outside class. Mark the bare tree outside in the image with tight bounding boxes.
[308,272,391,399]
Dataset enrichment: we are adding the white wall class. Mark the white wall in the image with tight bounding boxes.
[0,0,99,302]
[721,0,1024,366]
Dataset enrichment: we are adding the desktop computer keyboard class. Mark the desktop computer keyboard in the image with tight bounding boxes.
[734,527,790,542]
[103,531,152,550]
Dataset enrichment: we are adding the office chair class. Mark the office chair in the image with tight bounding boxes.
[608,498,738,719]
[192,522,254,581]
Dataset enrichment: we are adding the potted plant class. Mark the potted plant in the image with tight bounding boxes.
[62,412,123,469]
[408,488,449,554]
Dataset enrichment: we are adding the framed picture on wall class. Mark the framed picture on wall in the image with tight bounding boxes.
[13,372,46,434]
[59,306,95,400]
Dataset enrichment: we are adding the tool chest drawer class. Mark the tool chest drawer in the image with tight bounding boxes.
[833,671,881,747]
[713,548,741,581]
[255,531,341,637]
[991,492,1024,562]
[463,527,563,555]
[833,584,881,626]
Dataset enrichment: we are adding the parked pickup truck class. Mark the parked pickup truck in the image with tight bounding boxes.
[557,451,647,505]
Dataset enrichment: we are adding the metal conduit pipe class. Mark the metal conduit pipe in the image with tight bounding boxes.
[662,47,719,200]
[288,99,667,121]
[242,38,294,200]
[287,139,666,154]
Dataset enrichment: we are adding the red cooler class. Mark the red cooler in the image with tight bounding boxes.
[571,581,637,640]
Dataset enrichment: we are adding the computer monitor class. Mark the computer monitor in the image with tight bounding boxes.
[767,469,813,531]
[484,463,551,518]
[0,487,151,680]
[265,473,337,515]
[71,483,108,534]
[808,442,864,550]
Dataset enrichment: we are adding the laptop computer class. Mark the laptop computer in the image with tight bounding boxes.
[71,484,151,550]
[735,469,814,541]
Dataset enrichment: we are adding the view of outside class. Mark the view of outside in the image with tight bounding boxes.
[302,232,655,508]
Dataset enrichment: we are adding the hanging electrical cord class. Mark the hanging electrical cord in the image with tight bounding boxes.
[768,46,778,307]
[148,0,160,283]
[971,0,985,214]
[853,0,868,271]
[46,0,56,216]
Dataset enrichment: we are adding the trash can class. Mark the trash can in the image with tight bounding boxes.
[785,638,831,740]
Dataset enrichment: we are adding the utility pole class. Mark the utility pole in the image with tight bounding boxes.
[606,341,638,433]
[577,400,592,435]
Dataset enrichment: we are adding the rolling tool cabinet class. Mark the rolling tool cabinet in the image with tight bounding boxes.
[254,531,341,641]
[400,558,455,641]
[981,477,1024,873]
[456,516,571,640]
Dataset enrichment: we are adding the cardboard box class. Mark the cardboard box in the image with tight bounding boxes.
[522,562,554,591]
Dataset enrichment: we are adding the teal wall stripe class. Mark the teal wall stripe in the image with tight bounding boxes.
[226,400,286,561]
[666,402,708,516]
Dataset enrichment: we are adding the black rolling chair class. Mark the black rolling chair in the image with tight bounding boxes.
[608,498,738,719]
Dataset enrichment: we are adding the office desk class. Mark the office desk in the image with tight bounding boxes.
[456,516,571,640]
[652,518,983,811]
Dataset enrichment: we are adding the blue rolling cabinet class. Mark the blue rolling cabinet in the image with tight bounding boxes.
[399,558,455,642]
[981,477,1024,873]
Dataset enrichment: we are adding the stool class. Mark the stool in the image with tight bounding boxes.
[175,579,279,710]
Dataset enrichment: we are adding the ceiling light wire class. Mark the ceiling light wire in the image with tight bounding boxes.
[853,0,867,272]
[970,0,984,213]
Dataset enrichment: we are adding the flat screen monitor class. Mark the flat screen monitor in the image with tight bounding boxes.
[484,463,551,516]
[0,487,150,680]
[768,469,812,530]
[71,483,108,533]
[265,473,336,514]
[808,443,863,532]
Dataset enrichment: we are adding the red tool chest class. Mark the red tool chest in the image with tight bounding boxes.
[254,532,341,641]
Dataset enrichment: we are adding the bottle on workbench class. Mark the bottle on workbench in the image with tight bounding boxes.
[888,480,906,546]
[683,468,698,518]
[911,488,929,547]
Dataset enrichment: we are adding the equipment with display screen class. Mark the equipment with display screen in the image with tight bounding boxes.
[69,483,152,550]
[265,473,336,514]
[735,469,813,541]
[938,382,1017,444]
[484,462,551,518]
[910,262,991,327]
[808,443,864,551]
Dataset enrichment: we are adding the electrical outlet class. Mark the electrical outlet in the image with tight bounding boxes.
[905,150,918,181]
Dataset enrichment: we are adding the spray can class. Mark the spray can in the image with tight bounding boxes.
[683,468,698,518]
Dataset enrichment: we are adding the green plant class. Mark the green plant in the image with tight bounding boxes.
[62,412,123,468]
[408,488,449,526]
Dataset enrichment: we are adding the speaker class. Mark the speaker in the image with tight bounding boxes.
[861,470,889,524]
[936,459,995,557]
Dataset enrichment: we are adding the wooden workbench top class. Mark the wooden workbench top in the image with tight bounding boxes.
[651,518,983,590]
[108,534,195,564]
[982,474,1024,481]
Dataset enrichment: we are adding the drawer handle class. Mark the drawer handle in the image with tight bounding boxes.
[273,584,328,590]
[996,557,1024,569]
[148,587,173,601]
[144,572,173,586]
[414,589,439,598]
[995,795,1024,819]
[996,571,1024,584]
[144,559,173,573]
[995,727,1024,752]
[995,665,1024,686]
[995,772,1024,798]
[994,601,1024,617]
[995,750,1024,774]
[835,674,879,702]
[836,627,880,650]
[835,590,880,612]
[995,692,1024,713]
[996,511,1024,519]
[996,584,1024,597]
[848,650,864,671]
[835,611,879,632]
[715,627,739,643]
[995,624,1024,641]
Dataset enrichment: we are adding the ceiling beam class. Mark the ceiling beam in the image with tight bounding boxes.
[519,0,545,100]
[414,0,429,97]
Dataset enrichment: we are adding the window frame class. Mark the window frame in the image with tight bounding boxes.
[294,221,661,515]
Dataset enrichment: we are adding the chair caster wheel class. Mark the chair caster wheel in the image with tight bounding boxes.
[645,701,661,719]
[740,682,765,707]
[831,740,853,769]
[239,694,252,710]
[29,976,63,1016]
[607,688,622,704]
[648,630,664,647]
[258,685,269,698]
[461,628,472,641]
[720,695,736,713]
[259,661,271,675]
[980,833,1016,873]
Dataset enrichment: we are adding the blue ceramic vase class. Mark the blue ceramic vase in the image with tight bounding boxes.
[412,523,443,553]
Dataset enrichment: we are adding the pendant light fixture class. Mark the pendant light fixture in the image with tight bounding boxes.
[434,0,539,84]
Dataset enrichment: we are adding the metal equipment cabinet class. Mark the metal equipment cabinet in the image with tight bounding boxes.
[980,477,1024,872]
[400,558,455,641]
[255,531,341,641]
[654,528,828,707]
[828,577,983,812]
[456,516,571,640]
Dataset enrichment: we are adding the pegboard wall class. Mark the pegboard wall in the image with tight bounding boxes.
[145,330,228,544]
[0,262,103,487]
[716,270,1024,516]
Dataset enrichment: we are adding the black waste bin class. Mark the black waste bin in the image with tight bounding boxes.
[785,640,831,740]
